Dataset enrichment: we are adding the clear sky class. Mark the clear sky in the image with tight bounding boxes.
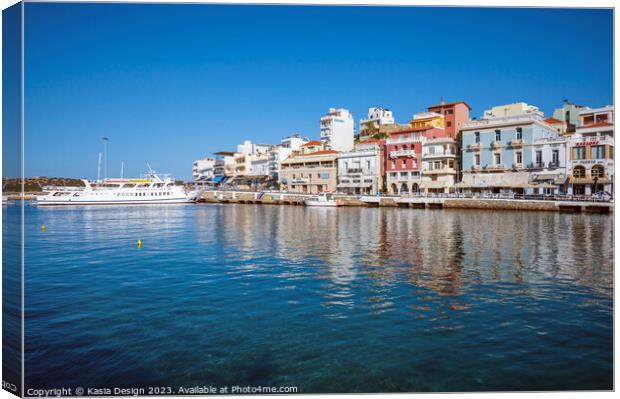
[21,3,613,180]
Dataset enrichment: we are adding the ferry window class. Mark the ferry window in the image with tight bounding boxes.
[591,165,605,178]
[573,165,586,178]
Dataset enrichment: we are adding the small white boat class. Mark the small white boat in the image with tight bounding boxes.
[304,193,340,207]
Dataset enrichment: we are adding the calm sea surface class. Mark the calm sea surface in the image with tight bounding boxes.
[5,203,614,392]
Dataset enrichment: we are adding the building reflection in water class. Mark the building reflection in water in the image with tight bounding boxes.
[189,205,613,319]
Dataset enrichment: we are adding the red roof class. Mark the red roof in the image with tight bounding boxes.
[427,101,471,111]
[301,140,322,147]
[544,117,563,124]
[580,121,613,129]
[301,150,338,156]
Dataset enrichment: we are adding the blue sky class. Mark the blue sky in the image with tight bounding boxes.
[21,3,613,180]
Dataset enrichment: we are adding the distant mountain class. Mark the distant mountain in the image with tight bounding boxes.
[2,177,85,193]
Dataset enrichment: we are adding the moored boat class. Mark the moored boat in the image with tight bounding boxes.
[37,170,202,206]
[303,193,340,207]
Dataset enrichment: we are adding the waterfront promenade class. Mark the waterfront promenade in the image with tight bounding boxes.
[200,190,613,213]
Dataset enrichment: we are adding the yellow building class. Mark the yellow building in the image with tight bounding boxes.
[280,141,339,194]
[409,112,445,129]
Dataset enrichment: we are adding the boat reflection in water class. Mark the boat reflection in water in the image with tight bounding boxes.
[20,204,612,392]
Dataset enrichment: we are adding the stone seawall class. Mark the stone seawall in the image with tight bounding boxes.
[200,191,612,214]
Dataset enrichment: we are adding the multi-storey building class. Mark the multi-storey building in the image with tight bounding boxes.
[567,105,614,195]
[460,103,566,195]
[192,157,215,182]
[337,139,384,195]
[212,151,236,185]
[386,126,441,194]
[552,101,590,134]
[359,107,395,140]
[426,101,471,137]
[279,141,338,193]
[421,137,459,193]
[319,108,354,152]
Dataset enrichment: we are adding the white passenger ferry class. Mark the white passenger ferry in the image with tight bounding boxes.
[37,171,202,206]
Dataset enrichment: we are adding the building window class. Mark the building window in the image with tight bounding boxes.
[391,160,396,168]
[494,153,501,165]
[446,109,454,115]
[591,145,605,159]
[495,130,501,141]
[474,154,480,166]
[402,159,407,167]
[366,160,371,170]
[474,132,480,143]
[516,151,522,164]
[573,165,586,178]
[446,121,452,127]
[591,164,605,178]
[552,150,559,166]
[572,147,586,160]
[516,127,522,140]
[535,151,542,167]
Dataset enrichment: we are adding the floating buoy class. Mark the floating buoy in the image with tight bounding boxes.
[137,239,142,248]
[41,224,46,232]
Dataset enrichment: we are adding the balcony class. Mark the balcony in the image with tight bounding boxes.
[488,164,505,171]
[390,149,416,158]
[291,178,309,184]
[490,141,503,148]
[424,167,457,175]
[346,168,363,174]
[424,151,457,159]
[467,143,480,151]
[471,165,481,171]
[509,139,523,147]
[386,136,421,145]
[511,163,524,170]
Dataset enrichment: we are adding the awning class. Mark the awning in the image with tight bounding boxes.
[212,175,226,183]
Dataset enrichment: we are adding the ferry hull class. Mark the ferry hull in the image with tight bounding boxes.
[37,197,197,206]
[303,200,339,207]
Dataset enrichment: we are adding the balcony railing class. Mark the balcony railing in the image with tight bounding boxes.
[386,136,421,145]
[467,143,481,151]
[346,168,363,174]
[390,149,416,158]
[424,152,457,159]
[509,139,523,147]
[490,141,502,148]
[424,167,457,174]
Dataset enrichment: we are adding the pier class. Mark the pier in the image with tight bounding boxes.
[200,190,613,213]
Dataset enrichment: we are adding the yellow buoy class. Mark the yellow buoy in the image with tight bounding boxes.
[41,224,46,232]
[137,239,142,248]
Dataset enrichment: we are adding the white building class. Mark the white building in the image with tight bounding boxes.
[192,157,215,181]
[567,105,614,196]
[421,137,459,193]
[359,107,396,140]
[268,135,309,182]
[337,140,383,195]
[320,108,354,152]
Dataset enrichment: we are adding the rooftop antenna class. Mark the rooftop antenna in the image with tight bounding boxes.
[102,137,109,180]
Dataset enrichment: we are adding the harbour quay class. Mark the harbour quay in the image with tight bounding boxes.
[199,190,613,213]
[193,101,614,201]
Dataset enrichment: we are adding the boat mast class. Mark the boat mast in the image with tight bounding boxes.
[120,161,124,179]
[97,152,102,182]
[102,137,109,180]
